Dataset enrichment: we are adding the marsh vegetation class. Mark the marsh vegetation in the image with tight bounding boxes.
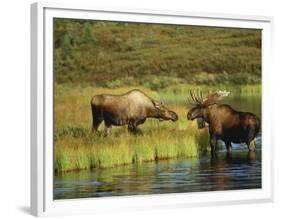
[54,19,261,173]
[54,84,261,173]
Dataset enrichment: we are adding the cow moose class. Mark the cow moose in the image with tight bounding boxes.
[91,89,178,136]
[187,91,260,154]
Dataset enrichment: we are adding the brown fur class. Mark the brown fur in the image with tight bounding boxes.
[91,89,178,135]
[188,102,260,154]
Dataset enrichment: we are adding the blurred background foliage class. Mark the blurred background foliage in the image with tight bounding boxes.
[54,19,261,89]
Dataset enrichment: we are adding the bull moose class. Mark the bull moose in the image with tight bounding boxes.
[91,89,178,136]
[187,91,260,154]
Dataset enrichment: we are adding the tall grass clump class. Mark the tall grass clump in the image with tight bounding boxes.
[55,130,201,173]
[54,117,204,173]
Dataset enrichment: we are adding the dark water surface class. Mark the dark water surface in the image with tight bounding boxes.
[54,144,261,200]
[54,95,262,200]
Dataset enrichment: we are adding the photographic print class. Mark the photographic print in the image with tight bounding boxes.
[53,18,261,200]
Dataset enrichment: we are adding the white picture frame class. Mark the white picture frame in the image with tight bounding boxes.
[31,2,274,217]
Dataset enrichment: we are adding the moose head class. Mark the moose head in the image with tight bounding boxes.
[187,90,230,128]
[152,100,178,122]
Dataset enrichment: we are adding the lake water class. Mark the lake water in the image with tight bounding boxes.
[54,95,262,200]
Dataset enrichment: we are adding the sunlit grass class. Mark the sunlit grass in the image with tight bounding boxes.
[54,84,260,173]
[55,127,207,172]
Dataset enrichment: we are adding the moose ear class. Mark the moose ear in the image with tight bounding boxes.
[152,100,161,109]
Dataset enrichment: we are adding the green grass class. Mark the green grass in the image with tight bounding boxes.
[55,126,207,173]
[54,84,260,173]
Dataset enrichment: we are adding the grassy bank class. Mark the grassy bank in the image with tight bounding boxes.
[55,125,209,172]
[54,84,260,173]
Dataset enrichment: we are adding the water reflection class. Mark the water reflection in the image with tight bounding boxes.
[54,147,261,199]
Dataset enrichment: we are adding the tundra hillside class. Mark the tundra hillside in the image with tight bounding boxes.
[54,19,261,173]
[54,19,261,87]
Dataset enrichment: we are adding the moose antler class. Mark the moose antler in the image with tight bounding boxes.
[202,90,230,106]
[188,90,229,106]
[189,90,203,105]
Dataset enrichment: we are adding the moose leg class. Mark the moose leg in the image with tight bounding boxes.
[210,135,217,156]
[128,120,137,134]
[92,118,103,132]
[247,138,256,152]
[225,140,232,153]
[103,122,112,137]
[247,127,257,151]
[210,136,218,163]
[248,150,256,163]
[104,125,111,137]
[91,106,103,132]
[134,119,145,135]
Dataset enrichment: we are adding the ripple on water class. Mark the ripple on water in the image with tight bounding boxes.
[54,149,262,199]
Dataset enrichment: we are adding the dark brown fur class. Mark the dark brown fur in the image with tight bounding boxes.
[187,91,260,154]
[91,89,178,135]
